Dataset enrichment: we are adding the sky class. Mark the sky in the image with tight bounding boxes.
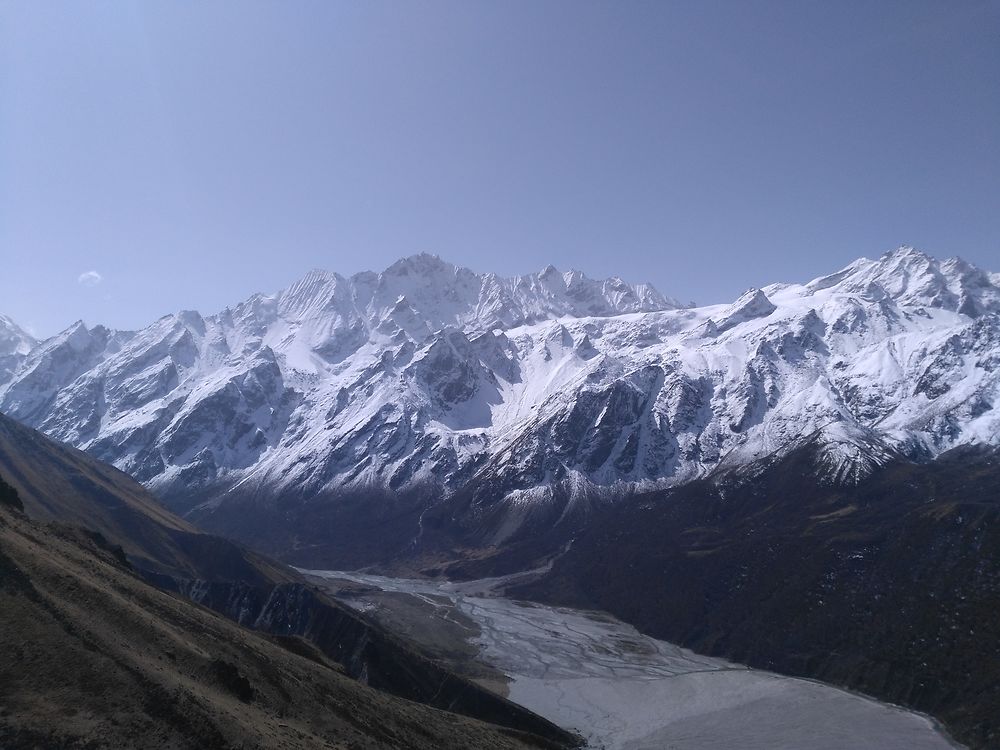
[2,0,998,337]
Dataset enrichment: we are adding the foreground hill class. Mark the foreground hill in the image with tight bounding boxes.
[0,412,576,748]
[0,492,562,750]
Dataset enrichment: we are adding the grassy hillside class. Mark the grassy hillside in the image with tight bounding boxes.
[0,500,555,750]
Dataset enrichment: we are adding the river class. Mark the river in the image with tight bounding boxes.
[302,569,961,750]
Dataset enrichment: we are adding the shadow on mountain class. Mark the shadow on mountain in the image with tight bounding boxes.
[510,441,1000,750]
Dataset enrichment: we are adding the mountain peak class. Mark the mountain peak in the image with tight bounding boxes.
[710,288,777,334]
[266,256,679,346]
[811,247,999,317]
[881,245,929,262]
[0,314,36,357]
[385,253,454,277]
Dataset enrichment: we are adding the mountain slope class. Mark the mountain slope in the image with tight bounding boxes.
[510,443,1000,750]
[2,248,999,566]
[0,497,566,750]
[0,411,577,746]
[0,410,291,583]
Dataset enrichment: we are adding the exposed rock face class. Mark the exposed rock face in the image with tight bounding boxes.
[2,248,1000,564]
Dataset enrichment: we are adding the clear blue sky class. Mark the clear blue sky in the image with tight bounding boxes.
[2,1,998,337]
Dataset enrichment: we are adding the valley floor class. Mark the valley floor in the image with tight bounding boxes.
[304,569,961,750]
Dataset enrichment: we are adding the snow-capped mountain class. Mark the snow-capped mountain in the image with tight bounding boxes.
[0,314,36,386]
[2,248,999,562]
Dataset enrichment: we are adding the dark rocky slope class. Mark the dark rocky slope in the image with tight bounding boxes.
[0,412,576,748]
[0,496,561,750]
[0,410,301,587]
[511,443,1000,750]
[175,577,570,743]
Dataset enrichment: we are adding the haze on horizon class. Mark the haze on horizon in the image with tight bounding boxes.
[2,0,998,338]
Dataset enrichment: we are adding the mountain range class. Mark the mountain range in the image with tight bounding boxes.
[2,247,999,566]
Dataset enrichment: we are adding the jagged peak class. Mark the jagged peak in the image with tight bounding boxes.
[302,267,338,279]
[383,252,455,277]
[261,256,680,343]
[30,320,102,356]
[727,288,776,317]
[881,244,931,263]
[701,288,777,337]
[807,246,999,317]
[275,269,354,320]
[0,313,28,330]
[735,287,773,305]
[0,314,37,354]
[282,268,345,296]
[57,319,90,338]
